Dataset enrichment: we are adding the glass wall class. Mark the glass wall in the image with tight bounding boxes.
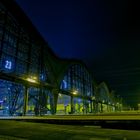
[0,4,50,116]
[98,87,109,103]
[27,88,53,116]
[60,64,93,97]
[0,2,97,116]
[0,4,48,83]
[73,97,83,114]
[0,79,24,116]
[57,94,71,114]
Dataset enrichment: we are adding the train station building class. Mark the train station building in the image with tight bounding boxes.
[0,0,121,116]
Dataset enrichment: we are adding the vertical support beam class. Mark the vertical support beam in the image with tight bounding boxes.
[92,100,95,113]
[101,102,103,113]
[90,100,93,113]
[51,93,58,114]
[53,93,58,114]
[50,89,58,114]
[107,103,109,112]
[95,101,98,113]
[23,86,28,116]
[71,96,74,114]
[38,88,42,116]
[39,88,47,116]
[82,99,85,114]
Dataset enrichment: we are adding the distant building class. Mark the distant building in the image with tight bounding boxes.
[0,0,119,116]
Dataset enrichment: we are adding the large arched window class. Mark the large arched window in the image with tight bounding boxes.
[98,87,108,103]
[96,83,108,101]
[60,64,93,97]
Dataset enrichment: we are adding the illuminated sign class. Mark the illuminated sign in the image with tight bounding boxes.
[5,60,12,69]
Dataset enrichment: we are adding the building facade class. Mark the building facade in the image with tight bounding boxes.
[0,0,120,116]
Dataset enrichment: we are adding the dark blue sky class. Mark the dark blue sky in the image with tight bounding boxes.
[15,0,140,107]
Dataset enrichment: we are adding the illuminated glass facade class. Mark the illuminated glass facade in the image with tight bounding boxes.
[57,64,93,114]
[0,1,51,116]
[0,0,119,116]
[0,79,24,116]
[60,64,93,96]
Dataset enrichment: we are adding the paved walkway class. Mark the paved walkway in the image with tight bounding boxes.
[0,120,140,140]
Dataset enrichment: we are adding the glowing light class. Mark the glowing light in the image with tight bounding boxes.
[0,100,3,103]
[92,96,95,100]
[32,76,37,80]
[78,99,81,103]
[26,76,37,83]
[73,90,78,95]
[40,74,45,81]
[5,60,12,69]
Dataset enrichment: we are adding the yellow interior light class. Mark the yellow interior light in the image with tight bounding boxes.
[73,90,78,95]
[26,77,37,83]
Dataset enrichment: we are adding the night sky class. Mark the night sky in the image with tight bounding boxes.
[15,0,140,107]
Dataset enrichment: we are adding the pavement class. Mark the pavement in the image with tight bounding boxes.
[0,120,140,140]
[1,113,140,130]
